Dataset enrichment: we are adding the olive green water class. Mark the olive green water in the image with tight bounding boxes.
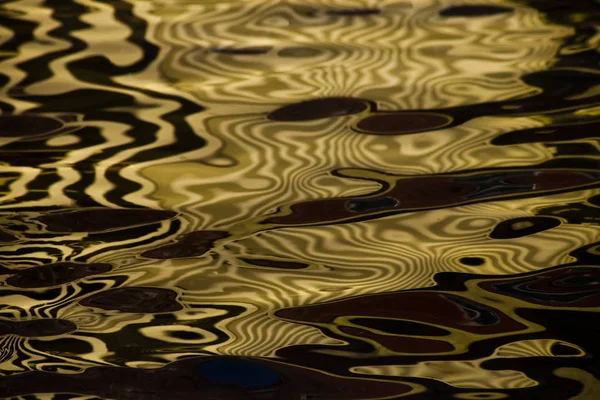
[0,0,599,399]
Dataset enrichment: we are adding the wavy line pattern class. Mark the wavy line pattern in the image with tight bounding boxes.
[0,0,598,398]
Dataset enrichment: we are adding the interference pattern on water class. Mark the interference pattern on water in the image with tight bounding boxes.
[0,0,598,398]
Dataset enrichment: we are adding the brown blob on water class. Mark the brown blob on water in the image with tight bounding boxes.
[277,291,525,335]
[0,114,63,137]
[36,208,177,233]
[0,319,76,337]
[211,46,272,55]
[339,326,454,353]
[5,262,112,288]
[490,216,561,239]
[141,230,229,259]
[79,287,182,313]
[353,112,452,135]
[241,258,308,270]
[267,97,371,122]
[0,230,17,242]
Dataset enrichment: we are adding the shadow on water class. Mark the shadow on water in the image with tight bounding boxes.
[0,0,598,398]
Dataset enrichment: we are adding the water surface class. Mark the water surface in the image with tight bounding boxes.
[0,0,599,398]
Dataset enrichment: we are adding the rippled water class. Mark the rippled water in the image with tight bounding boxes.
[0,0,599,398]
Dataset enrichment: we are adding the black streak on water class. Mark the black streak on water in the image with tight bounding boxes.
[1,262,111,288]
[211,46,272,55]
[326,8,381,16]
[79,287,182,313]
[267,97,372,122]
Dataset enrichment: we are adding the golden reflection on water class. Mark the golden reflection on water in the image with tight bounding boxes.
[0,0,599,398]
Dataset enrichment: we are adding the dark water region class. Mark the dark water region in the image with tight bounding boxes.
[0,0,599,398]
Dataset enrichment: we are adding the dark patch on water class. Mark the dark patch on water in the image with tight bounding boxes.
[277,291,524,335]
[196,358,281,388]
[274,258,600,381]
[265,168,600,225]
[0,230,17,242]
[3,262,112,288]
[459,257,486,266]
[141,230,229,259]
[277,47,322,58]
[79,287,182,313]
[551,342,582,356]
[326,8,381,17]
[339,68,599,142]
[482,266,600,307]
[537,201,600,224]
[341,325,455,353]
[0,319,76,337]
[267,97,372,121]
[353,112,453,135]
[546,141,599,158]
[489,216,561,239]
[168,330,205,340]
[36,208,178,233]
[439,5,514,17]
[241,257,308,269]
[345,197,398,213]
[0,114,63,137]
[351,317,451,337]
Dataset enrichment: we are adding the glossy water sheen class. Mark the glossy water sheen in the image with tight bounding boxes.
[0,0,598,399]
